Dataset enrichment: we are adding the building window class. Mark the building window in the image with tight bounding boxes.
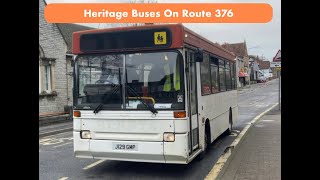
[39,58,55,94]
[44,65,51,92]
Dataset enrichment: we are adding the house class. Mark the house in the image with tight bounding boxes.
[39,0,94,123]
[248,55,260,83]
[222,41,249,87]
[256,58,272,82]
[248,55,272,82]
[272,49,281,78]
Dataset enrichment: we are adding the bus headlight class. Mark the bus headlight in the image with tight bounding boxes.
[81,130,91,139]
[163,133,175,142]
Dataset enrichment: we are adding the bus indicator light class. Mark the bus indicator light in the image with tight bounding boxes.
[74,111,81,117]
[174,111,186,118]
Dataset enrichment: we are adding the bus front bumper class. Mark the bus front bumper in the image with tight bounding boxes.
[74,132,189,164]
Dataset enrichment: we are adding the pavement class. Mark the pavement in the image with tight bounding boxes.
[39,114,72,126]
[39,121,73,138]
[217,105,281,180]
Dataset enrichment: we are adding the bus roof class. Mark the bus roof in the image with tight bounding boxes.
[72,24,235,62]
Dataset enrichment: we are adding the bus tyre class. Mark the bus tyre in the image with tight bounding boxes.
[198,122,210,161]
[226,110,233,135]
[198,131,207,160]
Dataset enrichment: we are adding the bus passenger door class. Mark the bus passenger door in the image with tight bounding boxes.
[186,50,199,154]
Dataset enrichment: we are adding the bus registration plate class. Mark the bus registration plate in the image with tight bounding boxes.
[112,143,138,151]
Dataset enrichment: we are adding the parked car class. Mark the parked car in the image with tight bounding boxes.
[257,73,267,83]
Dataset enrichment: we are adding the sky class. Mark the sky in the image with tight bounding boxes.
[45,0,281,61]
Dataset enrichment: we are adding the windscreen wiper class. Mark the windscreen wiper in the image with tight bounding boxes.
[93,83,120,114]
[126,85,158,115]
[93,103,103,114]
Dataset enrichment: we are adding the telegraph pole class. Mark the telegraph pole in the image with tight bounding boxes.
[278,69,281,110]
[270,61,281,110]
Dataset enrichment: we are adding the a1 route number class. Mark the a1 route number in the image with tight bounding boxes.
[215,9,234,17]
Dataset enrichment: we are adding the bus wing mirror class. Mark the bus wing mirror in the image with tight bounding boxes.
[195,48,203,62]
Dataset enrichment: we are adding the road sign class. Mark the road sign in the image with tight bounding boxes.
[276,67,281,71]
[270,62,281,68]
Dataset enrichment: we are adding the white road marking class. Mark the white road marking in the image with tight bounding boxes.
[83,159,106,170]
[40,137,73,146]
[229,133,238,137]
[204,103,279,180]
[58,177,68,180]
[261,120,275,122]
[39,131,71,139]
[40,139,64,145]
[39,138,54,143]
[53,142,72,148]
[255,104,268,107]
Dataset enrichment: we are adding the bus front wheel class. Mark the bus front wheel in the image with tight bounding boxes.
[226,109,233,135]
[198,121,210,160]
